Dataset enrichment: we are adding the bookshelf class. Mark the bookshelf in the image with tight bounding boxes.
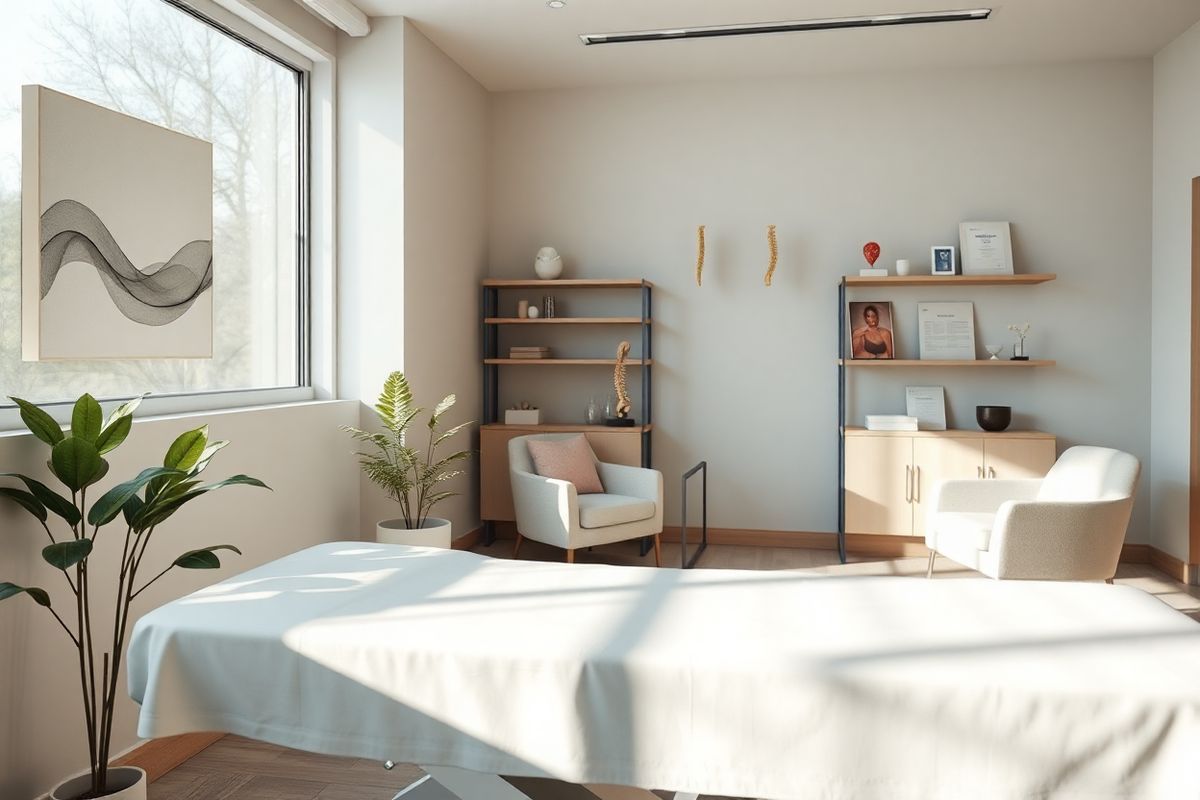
[836,272,1058,563]
[480,279,654,546]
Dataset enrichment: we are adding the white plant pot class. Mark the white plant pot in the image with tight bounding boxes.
[505,409,541,425]
[377,517,452,549]
[51,767,146,800]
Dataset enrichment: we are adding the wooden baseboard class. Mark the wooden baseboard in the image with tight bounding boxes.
[485,523,1194,581]
[452,525,484,551]
[112,732,224,782]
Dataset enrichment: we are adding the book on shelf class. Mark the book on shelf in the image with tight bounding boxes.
[865,415,919,432]
[508,346,551,359]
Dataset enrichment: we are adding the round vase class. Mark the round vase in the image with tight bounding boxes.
[377,517,452,549]
[51,767,147,800]
[976,405,1012,433]
[534,247,563,280]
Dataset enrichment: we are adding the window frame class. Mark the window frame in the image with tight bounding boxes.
[0,0,324,430]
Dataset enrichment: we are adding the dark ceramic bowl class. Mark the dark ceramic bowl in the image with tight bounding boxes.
[976,405,1012,432]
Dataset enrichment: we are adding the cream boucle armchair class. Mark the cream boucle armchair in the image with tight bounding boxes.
[508,434,663,565]
[925,446,1140,582]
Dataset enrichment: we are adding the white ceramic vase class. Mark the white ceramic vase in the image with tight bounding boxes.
[534,247,563,280]
[377,517,452,548]
[51,767,146,800]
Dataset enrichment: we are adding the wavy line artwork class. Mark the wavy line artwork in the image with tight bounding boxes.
[40,199,213,327]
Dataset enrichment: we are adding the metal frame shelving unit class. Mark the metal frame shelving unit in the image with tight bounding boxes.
[481,279,654,547]
[837,273,1057,565]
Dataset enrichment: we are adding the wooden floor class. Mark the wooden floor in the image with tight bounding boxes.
[149,541,1200,798]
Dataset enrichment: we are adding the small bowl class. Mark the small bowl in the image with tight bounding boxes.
[976,405,1012,432]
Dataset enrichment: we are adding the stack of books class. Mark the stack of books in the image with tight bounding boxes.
[865,415,919,432]
[509,346,551,360]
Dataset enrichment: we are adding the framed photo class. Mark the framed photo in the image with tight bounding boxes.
[931,245,956,275]
[959,221,1014,275]
[847,301,895,360]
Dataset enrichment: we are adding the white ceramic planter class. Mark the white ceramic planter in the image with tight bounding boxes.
[505,409,541,425]
[51,767,146,800]
[377,517,452,548]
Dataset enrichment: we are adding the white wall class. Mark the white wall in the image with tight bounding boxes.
[489,60,1154,539]
[0,400,360,799]
[400,22,489,535]
[1151,20,1200,562]
[338,18,489,538]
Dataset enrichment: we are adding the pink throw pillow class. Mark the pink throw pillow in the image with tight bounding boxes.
[526,435,605,494]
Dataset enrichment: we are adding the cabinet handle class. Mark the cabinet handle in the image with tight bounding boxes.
[988,466,996,479]
[977,465,983,479]
[915,465,921,503]
[905,465,912,503]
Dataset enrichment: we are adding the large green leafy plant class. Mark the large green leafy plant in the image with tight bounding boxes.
[345,372,473,529]
[0,393,268,799]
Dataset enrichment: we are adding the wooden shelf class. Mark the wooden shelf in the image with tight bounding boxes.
[840,359,1054,368]
[485,317,649,325]
[482,278,653,289]
[485,358,653,366]
[482,423,653,433]
[842,273,1056,287]
[844,426,1053,439]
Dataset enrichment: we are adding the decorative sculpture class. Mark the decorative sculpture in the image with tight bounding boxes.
[606,340,635,426]
[863,242,881,268]
[696,225,706,287]
[765,224,778,286]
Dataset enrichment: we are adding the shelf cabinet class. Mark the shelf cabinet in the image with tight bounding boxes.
[844,430,1056,537]
[480,279,654,543]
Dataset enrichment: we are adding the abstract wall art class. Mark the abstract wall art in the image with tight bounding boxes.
[21,85,213,360]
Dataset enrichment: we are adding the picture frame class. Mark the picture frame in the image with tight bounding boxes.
[959,221,1014,275]
[931,245,957,275]
[917,301,976,360]
[847,301,895,360]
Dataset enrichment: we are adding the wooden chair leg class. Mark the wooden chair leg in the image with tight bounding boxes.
[565,548,575,564]
[512,532,524,559]
[653,534,662,568]
[926,551,936,579]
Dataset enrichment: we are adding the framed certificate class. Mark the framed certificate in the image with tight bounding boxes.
[918,302,976,360]
[959,221,1014,275]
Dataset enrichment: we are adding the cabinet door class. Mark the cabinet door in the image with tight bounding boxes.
[912,437,985,536]
[983,438,1056,480]
[844,435,913,535]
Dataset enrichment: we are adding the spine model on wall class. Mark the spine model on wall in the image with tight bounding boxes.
[696,225,706,286]
[765,224,778,286]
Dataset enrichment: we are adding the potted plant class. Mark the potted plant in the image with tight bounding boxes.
[345,371,473,548]
[0,393,269,800]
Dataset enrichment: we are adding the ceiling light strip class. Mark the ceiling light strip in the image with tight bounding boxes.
[579,8,991,46]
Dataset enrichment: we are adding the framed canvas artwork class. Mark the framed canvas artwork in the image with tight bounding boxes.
[22,85,213,360]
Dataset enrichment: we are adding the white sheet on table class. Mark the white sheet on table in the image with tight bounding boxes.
[127,542,1200,800]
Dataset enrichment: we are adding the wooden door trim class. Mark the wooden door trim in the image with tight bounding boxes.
[1191,176,1200,567]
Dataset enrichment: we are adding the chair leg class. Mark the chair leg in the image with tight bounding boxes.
[512,532,523,559]
[653,534,662,568]
[926,551,936,579]
[565,548,575,564]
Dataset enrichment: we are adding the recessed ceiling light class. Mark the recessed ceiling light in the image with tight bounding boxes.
[579,8,991,45]
[547,0,566,8]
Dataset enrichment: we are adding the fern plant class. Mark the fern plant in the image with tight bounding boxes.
[345,372,473,529]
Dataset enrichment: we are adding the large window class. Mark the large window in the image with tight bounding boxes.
[0,0,305,406]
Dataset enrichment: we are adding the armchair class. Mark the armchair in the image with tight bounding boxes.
[508,434,664,565]
[925,445,1140,581]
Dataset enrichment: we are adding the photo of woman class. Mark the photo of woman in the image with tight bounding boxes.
[849,301,895,359]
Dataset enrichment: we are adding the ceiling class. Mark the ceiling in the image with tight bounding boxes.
[349,0,1200,92]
